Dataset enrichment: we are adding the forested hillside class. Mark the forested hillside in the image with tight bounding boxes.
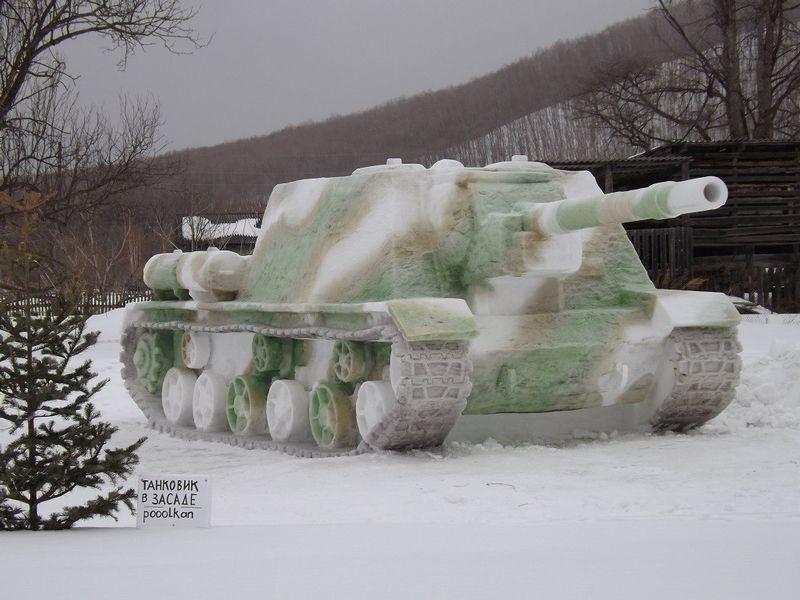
[142,7,682,214]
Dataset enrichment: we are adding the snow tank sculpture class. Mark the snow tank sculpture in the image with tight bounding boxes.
[121,156,741,456]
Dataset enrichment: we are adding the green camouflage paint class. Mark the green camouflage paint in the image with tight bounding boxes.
[134,163,731,421]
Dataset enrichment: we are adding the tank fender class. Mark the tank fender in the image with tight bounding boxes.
[386,298,479,342]
[652,290,740,329]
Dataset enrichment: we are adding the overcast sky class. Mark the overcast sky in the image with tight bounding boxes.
[64,0,654,151]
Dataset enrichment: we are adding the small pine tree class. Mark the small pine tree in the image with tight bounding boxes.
[0,192,145,530]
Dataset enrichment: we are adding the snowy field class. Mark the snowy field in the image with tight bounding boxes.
[3,309,799,599]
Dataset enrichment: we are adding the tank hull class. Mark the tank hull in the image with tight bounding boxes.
[124,158,743,455]
[120,289,740,454]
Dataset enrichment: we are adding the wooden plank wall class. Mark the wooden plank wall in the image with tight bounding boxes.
[618,142,800,312]
[626,227,693,285]
[683,143,800,249]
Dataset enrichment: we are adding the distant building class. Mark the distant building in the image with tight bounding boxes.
[174,212,262,254]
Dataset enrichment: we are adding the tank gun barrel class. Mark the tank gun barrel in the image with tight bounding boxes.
[528,177,728,236]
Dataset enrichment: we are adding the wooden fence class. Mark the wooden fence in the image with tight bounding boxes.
[4,289,153,316]
[626,227,694,285]
[694,264,800,313]
[625,226,800,312]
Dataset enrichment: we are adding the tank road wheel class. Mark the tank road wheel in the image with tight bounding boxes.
[161,367,197,426]
[252,334,283,373]
[355,381,397,441]
[181,331,211,369]
[192,371,229,432]
[652,328,741,432]
[332,341,372,383]
[266,380,312,442]
[309,383,359,449]
[226,375,268,435]
[133,331,174,394]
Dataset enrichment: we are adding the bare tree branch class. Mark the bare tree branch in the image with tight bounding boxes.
[573,0,800,150]
[0,1,201,226]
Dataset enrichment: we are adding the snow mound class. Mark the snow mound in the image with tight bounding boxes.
[86,308,126,344]
[709,344,800,433]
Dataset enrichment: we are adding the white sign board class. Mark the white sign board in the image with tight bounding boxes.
[136,474,211,528]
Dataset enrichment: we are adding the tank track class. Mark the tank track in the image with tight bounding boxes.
[651,327,741,432]
[120,318,472,457]
[362,340,472,450]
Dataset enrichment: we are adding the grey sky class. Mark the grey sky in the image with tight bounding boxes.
[64,0,654,151]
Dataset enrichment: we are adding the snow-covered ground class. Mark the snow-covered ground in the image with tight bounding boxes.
[3,310,799,599]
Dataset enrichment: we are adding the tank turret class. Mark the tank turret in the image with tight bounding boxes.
[122,157,741,456]
[460,175,727,283]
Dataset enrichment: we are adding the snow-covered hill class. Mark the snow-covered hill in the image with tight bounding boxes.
[2,310,798,599]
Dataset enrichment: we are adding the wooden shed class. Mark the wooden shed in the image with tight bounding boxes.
[554,141,800,312]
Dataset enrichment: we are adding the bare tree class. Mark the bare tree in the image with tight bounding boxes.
[141,168,248,254]
[54,210,146,292]
[573,0,800,150]
[0,1,203,226]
